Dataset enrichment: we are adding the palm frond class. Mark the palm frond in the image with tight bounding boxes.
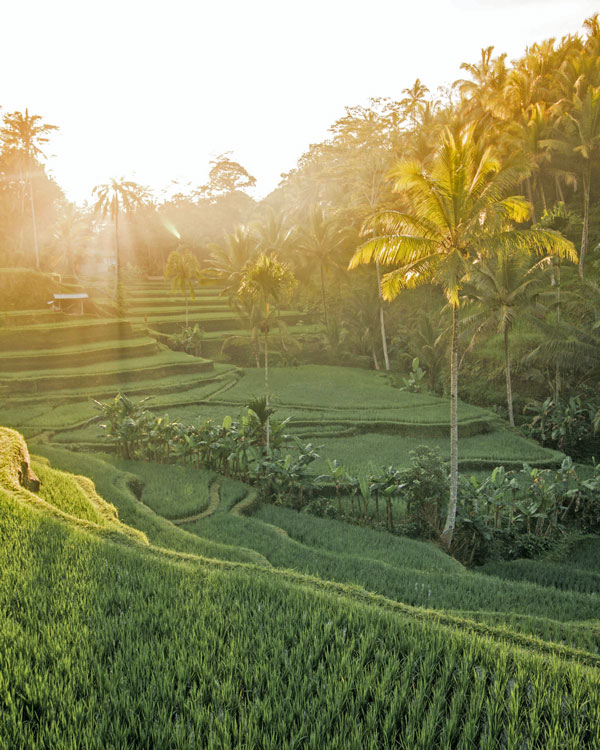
[349,235,439,270]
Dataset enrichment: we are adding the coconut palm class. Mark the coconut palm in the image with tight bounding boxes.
[164,247,203,327]
[462,250,550,426]
[526,276,600,385]
[238,253,296,449]
[349,123,575,548]
[252,206,295,258]
[92,178,149,306]
[209,224,258,299]
[550,84,600,277]
[400,79,430,127]
[0,109,58,269]
[502,104,554,223]
[454,47,510,124]
[296,203,346,329]
[50,204,92,276]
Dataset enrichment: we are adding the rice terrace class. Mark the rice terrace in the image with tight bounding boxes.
[2,6,600,749]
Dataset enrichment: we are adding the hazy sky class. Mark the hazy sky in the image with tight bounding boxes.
[2,0,597,204]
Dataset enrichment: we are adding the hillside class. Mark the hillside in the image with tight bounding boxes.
[1,277,598,747]
[2,427,600,748]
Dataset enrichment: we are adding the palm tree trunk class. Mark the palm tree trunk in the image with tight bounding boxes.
[19,168,26,256]
[29,178,40,270]
[442,304,459,549]
[372,346,380,370]
[579,162,591,278]
[504,326,515,427]
[555,174,565,204]
[185,288,189,328]
[539,182,547,213]
[264,326,270,451]
[376,260,390,370]
[526,178,537,225]
[320,262,329,329]
[114,209,122,311]
[555,260,561,397]
[254,336,261,368]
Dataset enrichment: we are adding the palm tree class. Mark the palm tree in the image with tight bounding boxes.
[351,154,396,370]
[296,203,346,329]
[462,251,550,426]
[252,206,295,258]
[238,253,296,449]
[92,178,149,306]
[164,247,203,327]
[409,312,447,393]
[550,84,600,277]
[400,79,430,127]
[525,274,600,386]
[209,224,258,298]
[349,123,575,548]
[50,204,91,276]
[454,47,510,124]
[0,109,58,269]
[502,104,553,223]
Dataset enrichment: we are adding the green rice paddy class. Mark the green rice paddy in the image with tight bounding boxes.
[1,277,597,748]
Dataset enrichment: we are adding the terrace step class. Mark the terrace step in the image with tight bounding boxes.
[0,319,135,350]
[142,311,308,334]
[10,365,237,405]
[0,354,214,394]
[0,309,96,326]
[124,305,230,317]
[125,287,223,298]
[0,337,160,372]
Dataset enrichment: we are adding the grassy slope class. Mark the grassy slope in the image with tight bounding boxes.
[2,433,600,748]
[32,445,600,658]
[27,365,562,472]
[99,456,216,519]
[33,445,268,567]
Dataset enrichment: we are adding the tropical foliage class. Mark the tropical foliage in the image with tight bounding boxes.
[348,124,575,546]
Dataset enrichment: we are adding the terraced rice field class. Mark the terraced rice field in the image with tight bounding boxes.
[30,444,600,660]
[1,273,599,749]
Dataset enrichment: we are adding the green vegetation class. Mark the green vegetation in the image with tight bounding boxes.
[2,432,600,748]
[2,17,600,746]
[99,456,215,519]
[479,557,600,595]
[3,504,599,748]
[33,445,268,566]
[31,443,600,656]
[255,504,463,574]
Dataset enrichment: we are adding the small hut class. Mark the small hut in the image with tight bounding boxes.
[48,293,89,314]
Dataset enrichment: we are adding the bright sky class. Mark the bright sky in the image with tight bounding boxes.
[2,0,597,204]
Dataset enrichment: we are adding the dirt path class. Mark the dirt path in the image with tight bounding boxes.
[172,479,222,525]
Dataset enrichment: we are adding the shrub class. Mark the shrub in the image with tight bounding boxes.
[401,446,448,536]
[524,394,600,462]
[0,267,67,310]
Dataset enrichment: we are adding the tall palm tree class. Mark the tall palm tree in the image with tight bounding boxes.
[296,203,346,329]
[0,109,58,269]
[454,47,510,124]
[462,251,550,426]
[349,124,575,548]
[164,247,203,327]
[400,79,430,127]
[238,253,296,449]
[209,224,258,299]
[502,104,553,222]
[350,154,397,370]
[50,204,91,276]
[526,277,600,384]
[92,178,148,306]
[551,84,600,277]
